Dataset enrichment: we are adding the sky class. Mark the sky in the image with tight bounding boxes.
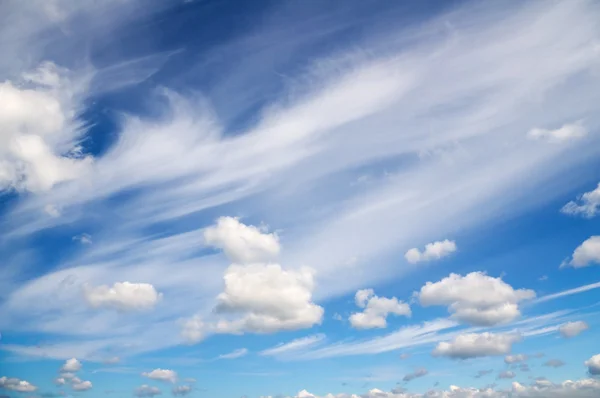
[1,0,600,397]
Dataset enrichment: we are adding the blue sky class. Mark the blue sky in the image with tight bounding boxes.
[1,0,600,397]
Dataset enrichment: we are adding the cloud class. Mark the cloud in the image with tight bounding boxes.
[505,354,527,364]
[585,354,600,376]
[534,281,600,304]
[72,381,92,391]
[83,282,163,311]
[527,122,587,143]
[474,369,493,378]
[259,334,325,357]
[211,263,323,334]
[559,321,589,338]
[142,369,177,384]
[135,385,162,397]
[180,315,205,344]
[204,217,280,264]
[564,236,600,268]
[432,332,521,359]
[417,272,535,326]
[73,233,93,245]
[172,386,192,396]
[404,240,457,264]
[402,368,428,382]
[54,377,65,385]
[562,182,600,218]
[497,371,516,380]
[60,358,82,372]
[218,348,248,359]
[349,289,411,329]
[0,376,37,392]
[543,359,565,368]
[103,356,120,364]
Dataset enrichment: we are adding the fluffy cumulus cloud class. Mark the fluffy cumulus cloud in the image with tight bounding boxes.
[135,385,162,397]
[504,354,527,364]
[417,272,535,326]
[142,369,177,384]
[72,380,92,391]
[289,378,600,398]
[61,358,82,372]
[0,62,93,193]
[559,321,589,338]
[564,236,600,268]
[204,217,280,264]
[432,333,521,359]
[404,240,457,264]
[172,385,192,396]
[0,376,37,392]
[83,282,163,311]
[562,182,600,218]
[585,354,600,375]
[212,263,323,334]
[527,122,588,143]
[402,368,428,382]
[349,289,411,329]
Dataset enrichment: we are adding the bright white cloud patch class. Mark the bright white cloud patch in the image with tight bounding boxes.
[404,240,457,264]
[432,332,521,359]
[212,263,323,334]
[559,321,589,338]
[586,354,600,375]
[135,385,162,397]
[218,348,248,359]
[61,358,82,372]
[83,282,162,311]
[141,369,177,383]
[349,289,411,329]
[259,334,325,357]
[504,354,527,364]
[204,217,280,264]
[527,122,587,143]
[0,376,37,392]
[72,380,92,391]
[418,272,535,325]
[564,236,600,268]
[562,182,600,218]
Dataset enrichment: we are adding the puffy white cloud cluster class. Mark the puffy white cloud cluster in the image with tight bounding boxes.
[564,237,600,268]
[349,289,411,329]
[404,240,457,264]
[56,358,92,391]
[141,369,177,383]
[432,332,521,359]
[417,272,535,326]
[586,354,600,375]
[559,321,589,338]
[72,380,93,391]
[83,281,163,311]
[562,182,600,218]
[61,358,82,372]
[183,218,323,341]
[282,377,600,398]
[0,376,37,392]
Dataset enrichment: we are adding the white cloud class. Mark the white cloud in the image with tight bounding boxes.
[72,380,92,391]
[204,217,280,264]
[559,321,589,338]
[527,122,587,143]
[211,263,323,334]
[349,289,411,329]
[218,348,248,359]
[83,281,163,311]
[562,182,600,218]
[544,359,565,368]
[44,204,61,217]
[505,354,527,364]
[432,332,521,359]
[135,385,162,397]
[61,358,82,372]
[0,376,37,392]
[585,354,600,375]
[404,239,457,264]
[73,233,93,245]
[54,377,66,385]
[418,272,535,326]
[180,315,205,344]
[497,371,516,380]
[259,334,326,357]
[534,281,600,304]
[142,369,177,384]
[172,385,192,396]
[402,368,428,382]
[564,236,600,268]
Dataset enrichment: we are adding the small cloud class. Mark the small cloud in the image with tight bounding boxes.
[538,275,548,281]
[349,288,411,329]
[332,313,343,321]
[218,348,248,360]
[563,236,600,268]
[561,182,600,218]
[405,239,457,264]
[527,121,587,143]
[135,385,161,397]
[44,204,61,217]
[172,385,192,396]
[559,321,589,338]
[543,359,565,368]
[497,370,516,380]
[142,369,177,383]
[61,358,82,373]
[399,353,411,360]
[402,368,428,382]
[72,233,92,244]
